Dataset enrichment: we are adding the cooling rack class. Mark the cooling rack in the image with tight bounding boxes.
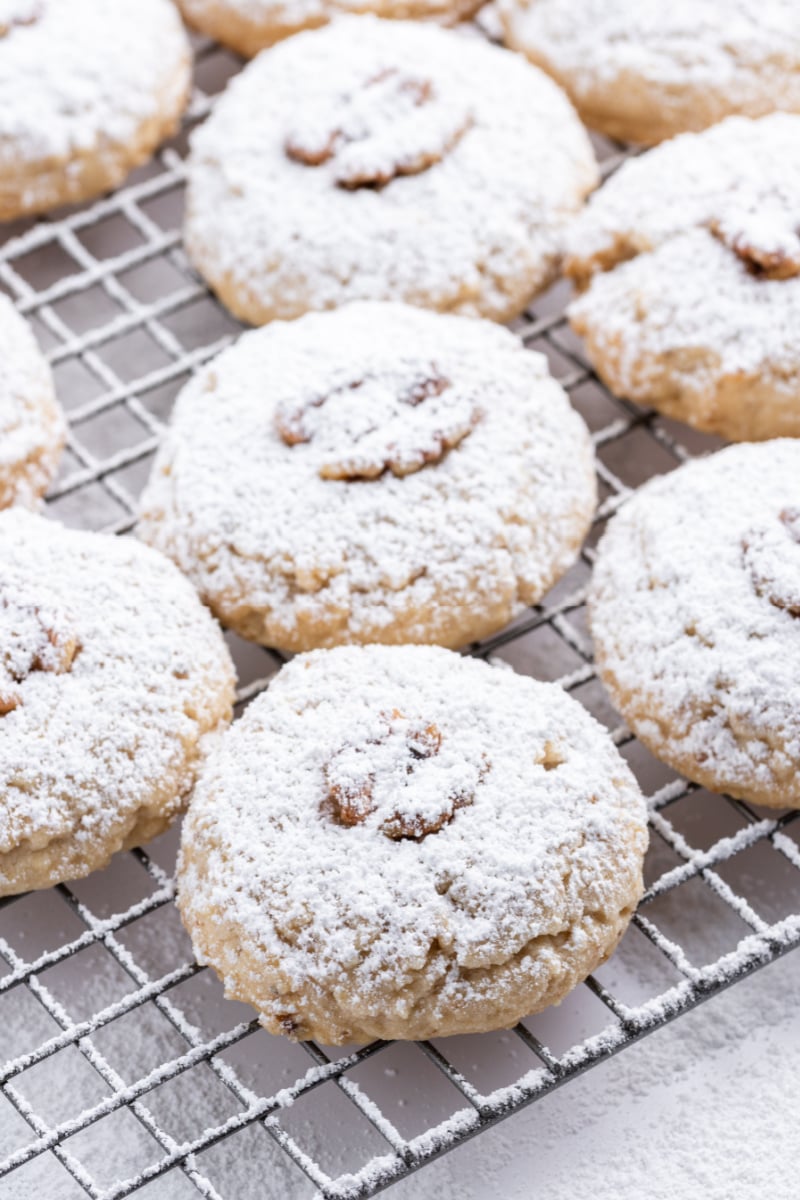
[1,28,800,1200]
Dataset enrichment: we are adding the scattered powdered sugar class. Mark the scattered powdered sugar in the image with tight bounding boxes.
[0,293,64,504]
[4,923,797,1196]
[184,16,598,321]
[394,948,800,1200]
[0,509,235,893]
[178,645,647,1039]
[138,302,596,651]
[0,0,190,165]
[589,441,800,805]
[498,0,800,104]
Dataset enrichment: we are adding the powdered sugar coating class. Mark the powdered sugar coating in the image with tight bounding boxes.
[138,302,596,652]
[0,0,191,219]
[566,114,800,441]
[178,645,647,1043]
[0,510,236,896]
[590,441,800,809]
[498,0,800,144]
[184,16,598,325]
[0,293,64,508]
[566,114,800,278]
[176,0,483,56]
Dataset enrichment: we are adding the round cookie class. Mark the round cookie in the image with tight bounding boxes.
[0,0,192,221]
[0,510,236,896]
[178,645,648,1043]
[176,0,483,57]
[498,0,800,146]
[566,114,800,442]
[0,294,64,508]
[183,16,598,325]
[138,302,596,652]
[590,441,800,810]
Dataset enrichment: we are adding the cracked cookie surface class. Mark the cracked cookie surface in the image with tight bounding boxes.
[183,15,597,325]
[0,510,236,896]
[177,644,647,1043]
[137,302,596,652]
[566,114,800,442]
[590,440,800,809]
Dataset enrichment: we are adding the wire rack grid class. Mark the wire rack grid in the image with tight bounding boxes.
[0,28,799,1200]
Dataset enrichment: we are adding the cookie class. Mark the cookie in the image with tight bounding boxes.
[0,294,64,508]
[178,645,648,1043]
[590,441,800,810]
[138,302,596,652]
[183,16,598,325]
[566,114,800,442]
[176,0,482,57]
[498,0,800,145]
[0,510,236,896]
[0,0,192,221]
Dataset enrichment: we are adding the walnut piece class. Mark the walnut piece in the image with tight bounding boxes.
[742,507,800,617]
[285,66,472,190]
[275,366,482,481]
[0,0,42,37]
[324,709,482,841]
[0,586,78,714]
[711,209,800,280]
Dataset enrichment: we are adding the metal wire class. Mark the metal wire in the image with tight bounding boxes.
[1,30,799,1200]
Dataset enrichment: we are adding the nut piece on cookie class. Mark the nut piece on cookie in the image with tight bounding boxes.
[0,294,65,509]
[184,16,597,325]
[0,0,41,37]
[0,510,236,897]
[175,0,485,58]
[498,0,800,146]
[177,645,647,1043]
[0,0,192,221]
[590,440,800,810]
[710,209,800,281]
[273,365,481,481]
[323,708,480,840]
[565,113,800,442]
[284,68,473,189]
[138,302,596,653]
